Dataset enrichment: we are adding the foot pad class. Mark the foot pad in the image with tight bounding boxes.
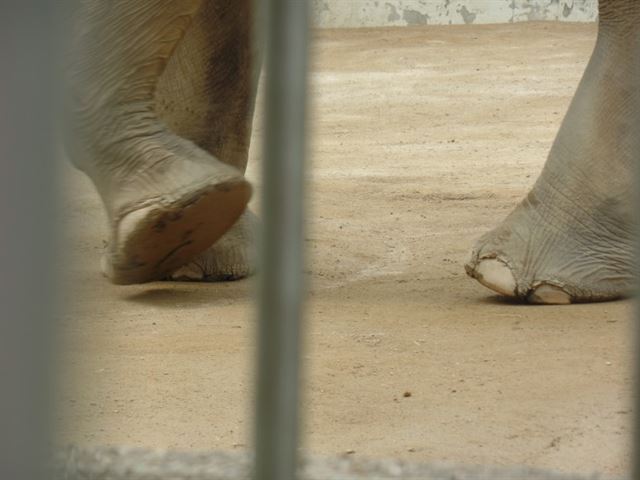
[102,179,251,284]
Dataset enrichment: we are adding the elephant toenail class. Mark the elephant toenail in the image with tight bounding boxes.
[528,284,571,305]
[471,258,517,297]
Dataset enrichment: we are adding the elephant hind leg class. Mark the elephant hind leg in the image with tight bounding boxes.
[101,178,251,285]
[465,1,638,304]
[156,0,259,282]
[156,0,256,174]
[67,0,251,284]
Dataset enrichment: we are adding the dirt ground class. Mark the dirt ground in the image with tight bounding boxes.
[56,23,633,475]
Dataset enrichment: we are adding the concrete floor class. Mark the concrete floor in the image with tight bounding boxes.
[56,22,632,476]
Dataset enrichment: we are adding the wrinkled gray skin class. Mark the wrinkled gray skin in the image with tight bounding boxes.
[466,0,638,304]
[68,0,257,284]
[68,0,637,303]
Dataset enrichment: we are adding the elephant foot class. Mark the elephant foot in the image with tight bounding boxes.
[465,183,634,304]
[69,117,252,285]
[101,177,251,285]
[466,12,637,305]
[66,0,256,284]
[167,210,258,282]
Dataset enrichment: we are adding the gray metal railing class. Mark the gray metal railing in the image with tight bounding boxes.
[0,2,58,480]
[254,1,310,480]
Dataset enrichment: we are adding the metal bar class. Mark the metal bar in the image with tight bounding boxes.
[633,19,640,480]
[254,1,310,480]
[0,2,58,480]
[633,5,640,479]
[635,265,640,473]
[633,210,639,479]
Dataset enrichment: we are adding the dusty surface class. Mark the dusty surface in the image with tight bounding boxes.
[55,446,621,480]
[56,23,633,476]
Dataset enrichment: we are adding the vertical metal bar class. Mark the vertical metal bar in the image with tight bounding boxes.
[633,206,639,479]
[634,280,640,480]
[632,2,640,478]
[254,1,310,480]
[633,12,640,480]
[633,18,640,480]
[0,2,58,480]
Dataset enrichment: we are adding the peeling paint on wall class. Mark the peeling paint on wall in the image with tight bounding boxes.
[311,0,597,28]
[458,5,476,24]
[386,3,401,21]
[403,9,430,25]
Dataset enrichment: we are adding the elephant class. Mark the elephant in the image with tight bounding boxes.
[66,0,638,305]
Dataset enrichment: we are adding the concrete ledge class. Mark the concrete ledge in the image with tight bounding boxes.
[311,0,597,28]
[53,446,622,480]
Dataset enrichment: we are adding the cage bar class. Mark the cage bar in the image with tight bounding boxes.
[254,1,310,480]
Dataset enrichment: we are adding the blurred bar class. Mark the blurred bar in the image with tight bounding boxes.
[633,16,640,480]
[0,2,59,480]
[254,1,310,480]
[634,253,640,479]
[634,27,640,480]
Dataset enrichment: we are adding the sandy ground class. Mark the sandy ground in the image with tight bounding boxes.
[56,23,633,475]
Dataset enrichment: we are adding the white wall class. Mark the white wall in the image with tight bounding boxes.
[312,0,597,28]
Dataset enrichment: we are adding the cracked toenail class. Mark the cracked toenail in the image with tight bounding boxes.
[170,263,204,281]
[528,284,571,305]
[473,258,516,297]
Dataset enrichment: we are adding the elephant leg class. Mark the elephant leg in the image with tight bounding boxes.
[155,0,259,282]
[465,0,638,304]
[66,0,251,284]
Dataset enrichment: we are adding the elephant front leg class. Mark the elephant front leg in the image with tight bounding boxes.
[66,0,251,284]
[466,0,638,304]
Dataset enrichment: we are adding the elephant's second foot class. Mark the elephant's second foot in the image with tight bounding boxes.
[168,210,258,282]
[465,184,634,304]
